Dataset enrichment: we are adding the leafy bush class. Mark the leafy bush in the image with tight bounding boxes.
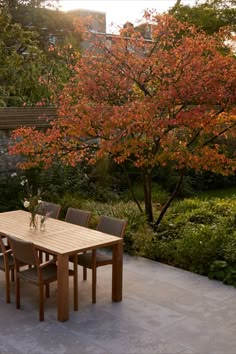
[173,223,226,274]
[57,193,90,220]
[208,260,236,287]
[188,170,236,192]
[131,224,157,258]
[2,160,123,213]
[152,185,169,205]
[0,173,23,212]
[133,196,236,285]
[223,230,236,264]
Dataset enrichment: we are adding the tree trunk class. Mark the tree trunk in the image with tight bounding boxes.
[154,171,184,228]
[142,172,153,223]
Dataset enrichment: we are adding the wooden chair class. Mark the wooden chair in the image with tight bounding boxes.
[65,207,92,227]
[8,236,58,321]
[66,208,92,311]
[76,215,127,304]
[40,201,61,219]
[0,233,15,303]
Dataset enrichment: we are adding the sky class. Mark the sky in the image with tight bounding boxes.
[58,1,196,30]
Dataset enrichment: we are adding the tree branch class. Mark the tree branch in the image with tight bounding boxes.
[154,169,185,228]
[123,165,143,213]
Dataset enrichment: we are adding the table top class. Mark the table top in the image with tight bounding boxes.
[0,210,122,256]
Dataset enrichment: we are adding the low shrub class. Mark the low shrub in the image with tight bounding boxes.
[0,173,23,212]
[57,193,90,220]
[133,197,236,286]
[172,223,226,274]
[208,260,236,287]
[131,224,158,258]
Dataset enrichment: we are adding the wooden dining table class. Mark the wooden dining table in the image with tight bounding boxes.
[0,210,123,321]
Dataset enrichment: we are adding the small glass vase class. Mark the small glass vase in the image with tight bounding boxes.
[40,216,46,231]
[29,214,38,230]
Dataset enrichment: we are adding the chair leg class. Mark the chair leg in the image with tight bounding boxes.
[5,270,10,303]
[83,267,87,280]
[39,285,44,321]
[92,268,97,304]
[16,277,20,309]
[82,251,87,280]
[10,269,14,282]
[92,250,96,304]
[73,255,78,311]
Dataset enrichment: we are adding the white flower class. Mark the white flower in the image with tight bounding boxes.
[20,178,28,186]
[11,172,17,177]
[38,199,42,204]
[23,200,30,208]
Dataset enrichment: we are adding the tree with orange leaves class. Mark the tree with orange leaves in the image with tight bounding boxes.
[10,13,236,226]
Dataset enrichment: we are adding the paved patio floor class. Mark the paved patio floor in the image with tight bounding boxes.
[1,254,236,354]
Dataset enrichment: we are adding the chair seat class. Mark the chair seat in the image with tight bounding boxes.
[0,253,14,270]
[17,264,57,283]
[76,251,112,269]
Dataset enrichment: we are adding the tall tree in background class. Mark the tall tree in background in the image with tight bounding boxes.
[0,0,58,10]
[169,0,236,34]
[0,8,46,106]
[10,14,236,225]
[1,0,78,53]
[0,7,78,106]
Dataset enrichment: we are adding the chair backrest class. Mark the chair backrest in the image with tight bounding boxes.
[8,236,38,266]
[65,208,92,227]
[41,202,61,219]
[96,216,127,238]
[0,234,9,270]
[0,233,7,255]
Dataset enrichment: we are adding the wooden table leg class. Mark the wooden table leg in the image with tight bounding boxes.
[73,254,78,311]
[112,240,123,302]
[57,254,69,321]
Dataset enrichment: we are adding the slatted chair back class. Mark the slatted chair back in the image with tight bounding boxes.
[0,234,8,268]
[0,234,24,303]
[65,208,92,227]
[96,215,127,238]
[41,202,61,219]
[0,234,14,303]
[8,236,38,267]
[8,235,58,321]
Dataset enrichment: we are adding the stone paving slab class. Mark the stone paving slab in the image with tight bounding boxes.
[0,254,236,354]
